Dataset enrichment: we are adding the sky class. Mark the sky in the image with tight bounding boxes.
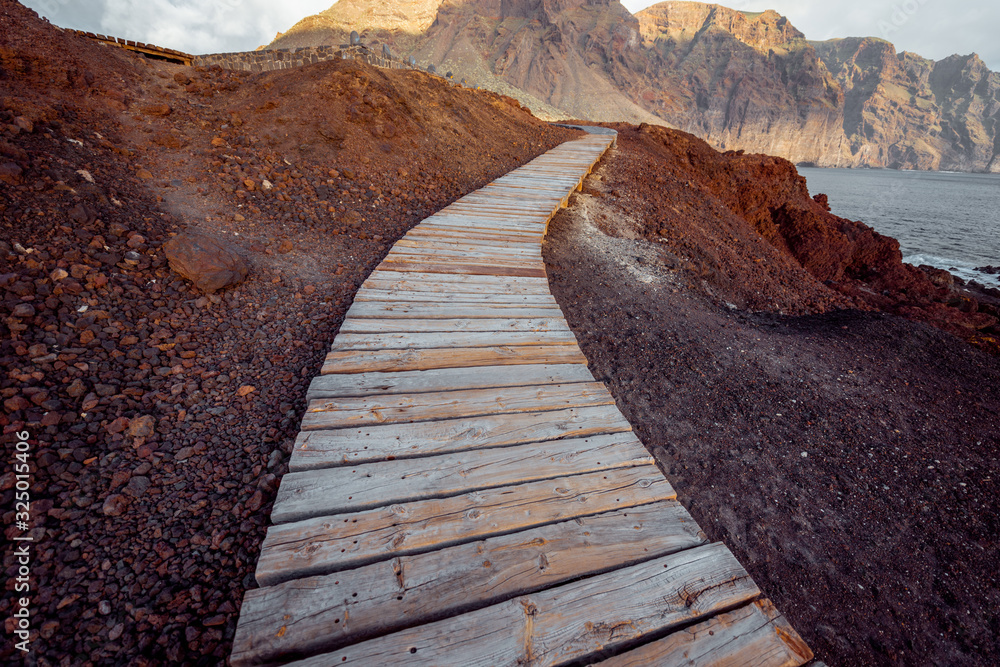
[20,0,999,69]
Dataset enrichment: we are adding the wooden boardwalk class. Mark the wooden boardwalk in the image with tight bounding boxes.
[231,133,815,666]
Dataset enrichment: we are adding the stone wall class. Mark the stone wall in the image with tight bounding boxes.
[192,45,415,74]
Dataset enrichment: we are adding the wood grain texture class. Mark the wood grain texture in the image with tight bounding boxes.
[392,240,542,257]
[338,317,571,334]
[397,236,541,250]
[592,598,813,667]
[352,289,558,305]
[290,405,634,470]
[373,260,548,278]
[301,382,614,430]
[364,271,551,293]
[231,503,706,666]
[343,302,564,320]
[306,364,594,400]
[285,542,759,667]
[256,466,673,585]
[272,432,653,522]
[321,345,586,374]
[329,330,578,351]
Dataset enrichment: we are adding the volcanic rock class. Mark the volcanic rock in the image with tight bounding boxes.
[163,231,250,293]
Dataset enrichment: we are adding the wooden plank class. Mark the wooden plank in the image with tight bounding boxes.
[389,243,542,259]
[272,432,653,522]
[404,228,543,244]
[290,405,632,471]
[367,270,551,286]
[329,330,578,351]
[410,218,546,231]
[593,599,813,667]
[306,363,593,400]
[352,290,557,305]
[426,212,549,224]
[389,243,542,258]
[321,345,585,374]
[256,466,673,585]
[418,218,547,232]
[344,302,562,320]
[363,272,551,294]
[301,382,615,430]
[379,254,542,270]
[397,236,542,251]
[285,542,759,666]
[231,503,706,666]
[374,260,547,278]
[339,318,571,334]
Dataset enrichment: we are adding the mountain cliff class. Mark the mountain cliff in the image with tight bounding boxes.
[270,0,1000,172]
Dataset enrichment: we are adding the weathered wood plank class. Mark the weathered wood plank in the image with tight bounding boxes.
[396,239,542,253]
[363,274,551,295]
[384,246,542,263]
[231,503,706,666]
[329,330,578,351]
[256,466,673,585]
[290,405,632,470]
[379,254,542,270]
[366,270,551,288]
[344,302,563,320]
[272,432,653,522]
[403,228,543,244]
[301,382,614,430]
[285,542,758,667]
[339,317,570,334]
[593,598,813,667]
[374,260,547,278]
[417,219,547,233]
[408,219,543,233]
[353,289,557,305]
[321,344,586,374]
[306,363,594,400]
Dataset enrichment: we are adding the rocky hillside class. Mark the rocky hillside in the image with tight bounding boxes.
[272,0,1000,172]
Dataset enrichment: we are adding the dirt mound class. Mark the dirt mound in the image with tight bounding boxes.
[572,121,1000,353]
[0,2,576,662]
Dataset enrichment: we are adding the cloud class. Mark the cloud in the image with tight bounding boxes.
[22,0,335,54]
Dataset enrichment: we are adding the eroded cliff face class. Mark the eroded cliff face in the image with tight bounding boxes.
[271,0,1000,171]
[634,3,1000,171]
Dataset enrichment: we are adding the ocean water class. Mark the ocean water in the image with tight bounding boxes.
[798,167,1000,288]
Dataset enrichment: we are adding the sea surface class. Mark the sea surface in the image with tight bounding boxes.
[798,167,1000,288]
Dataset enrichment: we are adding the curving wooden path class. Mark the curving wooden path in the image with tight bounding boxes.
[231,133,815,666]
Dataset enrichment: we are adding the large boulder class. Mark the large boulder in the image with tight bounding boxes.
[163,231,249,293]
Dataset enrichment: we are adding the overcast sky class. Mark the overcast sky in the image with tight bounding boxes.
[21,0,999,69]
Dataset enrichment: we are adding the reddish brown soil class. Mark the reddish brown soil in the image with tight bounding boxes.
[544,127,1000,665]
[0,2,575,663]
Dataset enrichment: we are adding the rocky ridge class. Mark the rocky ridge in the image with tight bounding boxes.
[272,0,1000,171]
